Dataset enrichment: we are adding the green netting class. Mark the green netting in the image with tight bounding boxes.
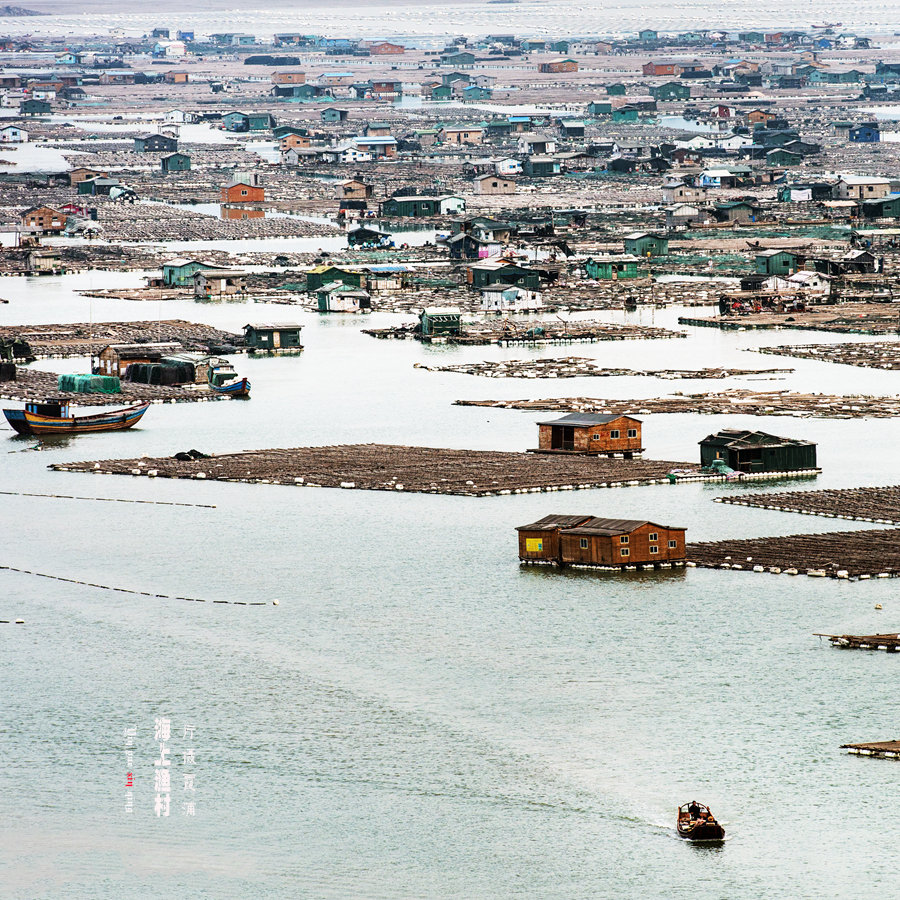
[57,374,121,394]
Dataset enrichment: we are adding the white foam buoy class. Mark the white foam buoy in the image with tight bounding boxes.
[272,599,279,606]
[875,604,883,610]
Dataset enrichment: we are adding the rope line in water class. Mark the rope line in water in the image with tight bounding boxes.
[0,565,269,607]
[0,491,216,509]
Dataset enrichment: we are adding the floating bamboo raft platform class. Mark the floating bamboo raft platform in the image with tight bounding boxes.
[364,321,685,346]
[0,369,231,405]
[687,529,900,580]
[52,444,696,496]
[841,741,900,759]
[816,633,900,651]
[455,389,900,419]
[758,341,900,371]
[678,302,900,335]
[0,320,243,360]
[417,358,793,380]
[716,486,900,525]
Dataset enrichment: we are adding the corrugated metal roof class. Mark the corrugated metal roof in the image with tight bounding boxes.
[536,413,637,427]
[562,517,653,536]
[515,514,592,531]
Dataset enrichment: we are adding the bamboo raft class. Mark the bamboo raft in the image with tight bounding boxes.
[417,358,793,380]
[716,486,900,525]
[364,321,686,345]
[455,389,900,419]
[52,444,695,496]
[759,341,900,371]
[678,302,900,336]
[0,320,243,360]
[1,369,230,405]
[841,741,900,759]
[816,633,900,651]
[687,529,900,580]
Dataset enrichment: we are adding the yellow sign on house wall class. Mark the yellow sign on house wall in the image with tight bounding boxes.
[526,539,543,552]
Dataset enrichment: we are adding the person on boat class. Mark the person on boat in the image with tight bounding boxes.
[688,802,701,819]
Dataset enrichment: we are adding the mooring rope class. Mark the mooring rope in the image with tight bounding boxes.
[0,565,273,606]
[0,490,215,509]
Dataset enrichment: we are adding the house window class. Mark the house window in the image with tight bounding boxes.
[620,535,629,544]
[648,533,658,542]
[620,548,629,557]
[668,540,678,548]
[579,538,588,549]
[627,429,637,438]
[649,546,659,554]
[610,430,620,439]
[241,189,248,196]
[592,433,600,440]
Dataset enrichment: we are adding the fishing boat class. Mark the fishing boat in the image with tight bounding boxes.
[677,802,725,842]
[3,399,150,436]
[209,376,250,398]
[207,361,250,398]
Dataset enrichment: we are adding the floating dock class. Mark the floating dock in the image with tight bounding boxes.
[53,444,699,496]
[417,358,793,380]
[687,529,900,580]
[678,302,900,336]
[841,741,900,760]
[364,321,685,346]
[455,390,900,419]
[816,633,900,652]
[716,486,900,526]
[759,341,900,371]
[0,320,243,360]
[1,369,232,405]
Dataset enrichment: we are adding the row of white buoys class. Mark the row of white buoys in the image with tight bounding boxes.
[0,619,24,623]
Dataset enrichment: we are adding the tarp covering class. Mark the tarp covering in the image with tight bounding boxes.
[57,374,121,394]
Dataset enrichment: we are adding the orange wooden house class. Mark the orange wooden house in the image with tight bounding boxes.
[517,515,686,568]
[221,181,265,203]
[280,133,311,151]
[535,413,643,458]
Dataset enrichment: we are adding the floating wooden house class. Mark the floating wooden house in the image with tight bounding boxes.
[516,514,593,563]
[559,518,686,567]
[193,268,247,299]
[699,429,817,473]
[419,307,461,340]
[516,515,686,568]
[316,282,371,312]
[535,413,643,458]
[243,323,303,354]
[96,342,182,377]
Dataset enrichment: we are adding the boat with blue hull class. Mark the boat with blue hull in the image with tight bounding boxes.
[3,399,150,436]
[209,376,250,398]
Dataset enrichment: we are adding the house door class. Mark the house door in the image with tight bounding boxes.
[552,426,574,450]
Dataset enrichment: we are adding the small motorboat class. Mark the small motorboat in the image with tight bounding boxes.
[677,802,725,842]
[209,376,250,398]
[3,398,149,436]
[207,361,250,398]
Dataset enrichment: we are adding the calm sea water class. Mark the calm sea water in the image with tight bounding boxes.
[3,272,900,898]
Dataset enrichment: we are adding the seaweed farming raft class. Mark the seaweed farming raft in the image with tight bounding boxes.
[687,529,900,580]
[52,444,695,496]
[0,368,231,405]
[364,319,685,346]
[455,390,900,419]
[417,358,793,379]
[816,633,900,652]
[716,486,900,525]
[0,320,243,360]
[841,741,900,760]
